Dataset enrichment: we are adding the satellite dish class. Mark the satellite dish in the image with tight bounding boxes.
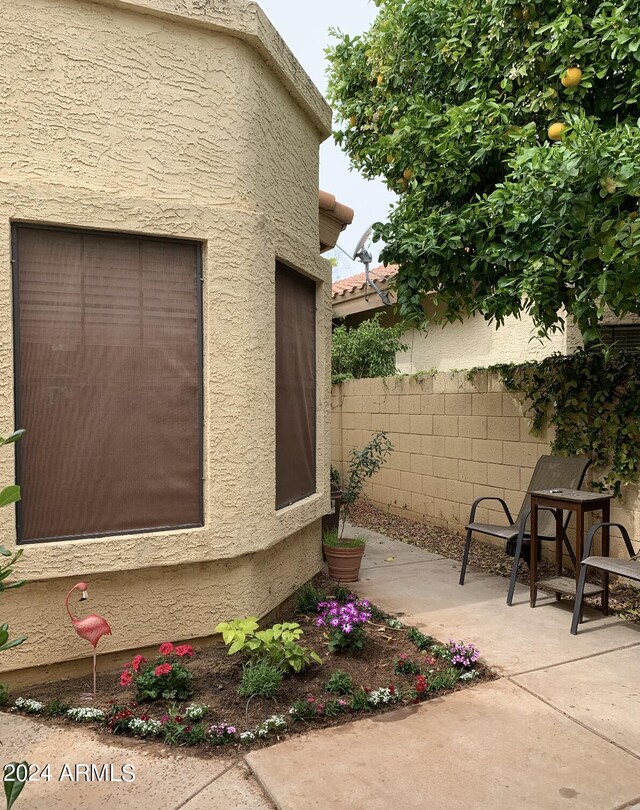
[353,226,373,262]
[352,225,391,307]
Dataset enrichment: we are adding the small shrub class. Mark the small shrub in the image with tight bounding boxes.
[325,670,354,695]
[393,655,421,676]
[349,687,371,712]
[107,704,135,734]
[444,640,480,669]
[317,597,372,653]
[120,643,194,702]
[184,704,209,721]
[215,618,321,673]
[334,586,352,603]
[207,722,237,746]
[428,668,460,692]
[256,714,287,738]
[294,581,327,615]
[13,698,44,715]
[238,660,282,699]
[407,628,434,651]
[44,699,69,717]
[367,686,399,707]
[66,706,104,722]
[289,696,320,721]
[323,698,350,717]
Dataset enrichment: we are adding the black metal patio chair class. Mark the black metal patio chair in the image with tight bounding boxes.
[458,454,591,605]
[571,522,640,634]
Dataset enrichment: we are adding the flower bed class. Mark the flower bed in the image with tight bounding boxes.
[5,578,495,756]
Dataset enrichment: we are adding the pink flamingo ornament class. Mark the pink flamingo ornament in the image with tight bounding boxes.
[65,581,112,698]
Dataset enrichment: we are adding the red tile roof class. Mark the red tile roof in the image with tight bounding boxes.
[332,265,398,299]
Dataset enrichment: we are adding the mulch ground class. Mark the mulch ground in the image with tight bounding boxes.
[350,501,640,623]
[8,574,495,757]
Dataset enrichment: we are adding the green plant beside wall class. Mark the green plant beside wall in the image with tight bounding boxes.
[339,431,393,536]
[332,313,408,385]
[468,347,640,496]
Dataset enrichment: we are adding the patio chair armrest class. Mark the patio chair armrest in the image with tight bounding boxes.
[468,496,513,525]
[583,522,635,560]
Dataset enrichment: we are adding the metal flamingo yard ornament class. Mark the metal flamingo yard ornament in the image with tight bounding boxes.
[65,581,112,699]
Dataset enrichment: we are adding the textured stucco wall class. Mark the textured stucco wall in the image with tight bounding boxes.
[0,0,331,674]
[332,375,640,562]
[396,314,567,375]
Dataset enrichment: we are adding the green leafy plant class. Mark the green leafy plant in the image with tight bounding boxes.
[332,314,408,385]
[294,582,328,615]
[0,430,27,659]
[407,628,435,652]
[393,655,421,676]
[325,670,354,695]
[120,643,194,702]
[349,687,371,712]
[322,530,365,549]
[238,660,282,699]
[289,696,320,721]
[327,2,640,343]
[43,699,69,717]
[215,618,321,673]
[340,431,393,536]
[428,667,461,692]
[470,348,640,496]
[3,763,28,810]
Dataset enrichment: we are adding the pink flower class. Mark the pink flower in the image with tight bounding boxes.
[120,670,133,687]
[174,644,194,658]
[131,655,147,672]
[159,642,174,656]
[154,663,172,677]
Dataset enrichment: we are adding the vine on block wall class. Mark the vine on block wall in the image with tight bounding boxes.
[468,348,640,498]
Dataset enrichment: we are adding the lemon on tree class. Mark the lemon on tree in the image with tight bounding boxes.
[561,67,582,88]
[548,122,567,141]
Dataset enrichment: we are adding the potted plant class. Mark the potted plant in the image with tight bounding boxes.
[323,431,392,581]
[322,530,366,582]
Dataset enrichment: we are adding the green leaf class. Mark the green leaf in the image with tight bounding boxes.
[0,487,20,508]
[0,636,27,652]
[227,639,245,656]
[0,430,25,447]
[4,763,28,810]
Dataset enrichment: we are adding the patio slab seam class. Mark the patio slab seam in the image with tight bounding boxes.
[508,678,640,763]
[172,757,244,810]
[508,639,640,678]
[360,557,446,570]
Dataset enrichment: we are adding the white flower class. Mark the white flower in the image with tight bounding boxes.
[239,731,256,743]
[13,697,44,714]
[67,707,105,722]
[256,714,287,737]
[459,669,478,681]
[185,704,209,721]
[128,718,162,736]
[367,688,397,706]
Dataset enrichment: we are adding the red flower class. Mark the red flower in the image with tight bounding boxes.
[175,644,194,658]
[154,663,172,677]
[140,714,150,721]
[131,655,147,672]
[389,684,396,695]
[120,670,133,687]
[159,642,174,656]
[415,675,427,694]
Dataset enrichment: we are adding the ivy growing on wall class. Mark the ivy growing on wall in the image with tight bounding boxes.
[470,348,640,497]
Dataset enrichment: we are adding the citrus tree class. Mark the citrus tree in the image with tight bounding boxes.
[326,0,640,342]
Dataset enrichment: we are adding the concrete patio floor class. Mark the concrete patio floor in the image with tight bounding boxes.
[247,525,640,810]
[4,525,640,808]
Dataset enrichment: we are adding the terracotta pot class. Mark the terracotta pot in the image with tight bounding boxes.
[323,544,365,582]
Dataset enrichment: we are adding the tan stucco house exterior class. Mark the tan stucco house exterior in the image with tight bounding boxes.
[1,0,352,683]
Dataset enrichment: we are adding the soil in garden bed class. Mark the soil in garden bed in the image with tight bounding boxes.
[8,576,496,757]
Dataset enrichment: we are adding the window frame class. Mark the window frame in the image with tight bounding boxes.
[11,222,205,545]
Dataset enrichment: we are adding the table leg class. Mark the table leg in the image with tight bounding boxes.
[555,508,563,602]
[575,507,584,582]
[530,499,538,608]
[602,502,610,616]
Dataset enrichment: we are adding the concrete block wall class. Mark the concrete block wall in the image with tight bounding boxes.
[332,373,640,560]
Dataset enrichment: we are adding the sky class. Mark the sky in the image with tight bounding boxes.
[256,0,396,278]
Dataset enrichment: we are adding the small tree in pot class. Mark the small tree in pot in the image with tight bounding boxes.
[324,431,393,582]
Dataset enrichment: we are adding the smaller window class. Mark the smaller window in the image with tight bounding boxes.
[600,324,640,353]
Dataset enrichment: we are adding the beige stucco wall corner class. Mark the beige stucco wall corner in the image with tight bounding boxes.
[1,521,323,677]
[91,0,332,138]
[1,0,332,674]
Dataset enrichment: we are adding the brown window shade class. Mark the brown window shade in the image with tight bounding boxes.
[13,225,203,543]
[275,262,316,509]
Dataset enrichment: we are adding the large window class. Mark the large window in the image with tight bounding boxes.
[600,324,640,353]
[13,225,203,543]
[275,261,316,509]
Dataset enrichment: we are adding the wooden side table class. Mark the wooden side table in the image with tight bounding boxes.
[529,489,614,610]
